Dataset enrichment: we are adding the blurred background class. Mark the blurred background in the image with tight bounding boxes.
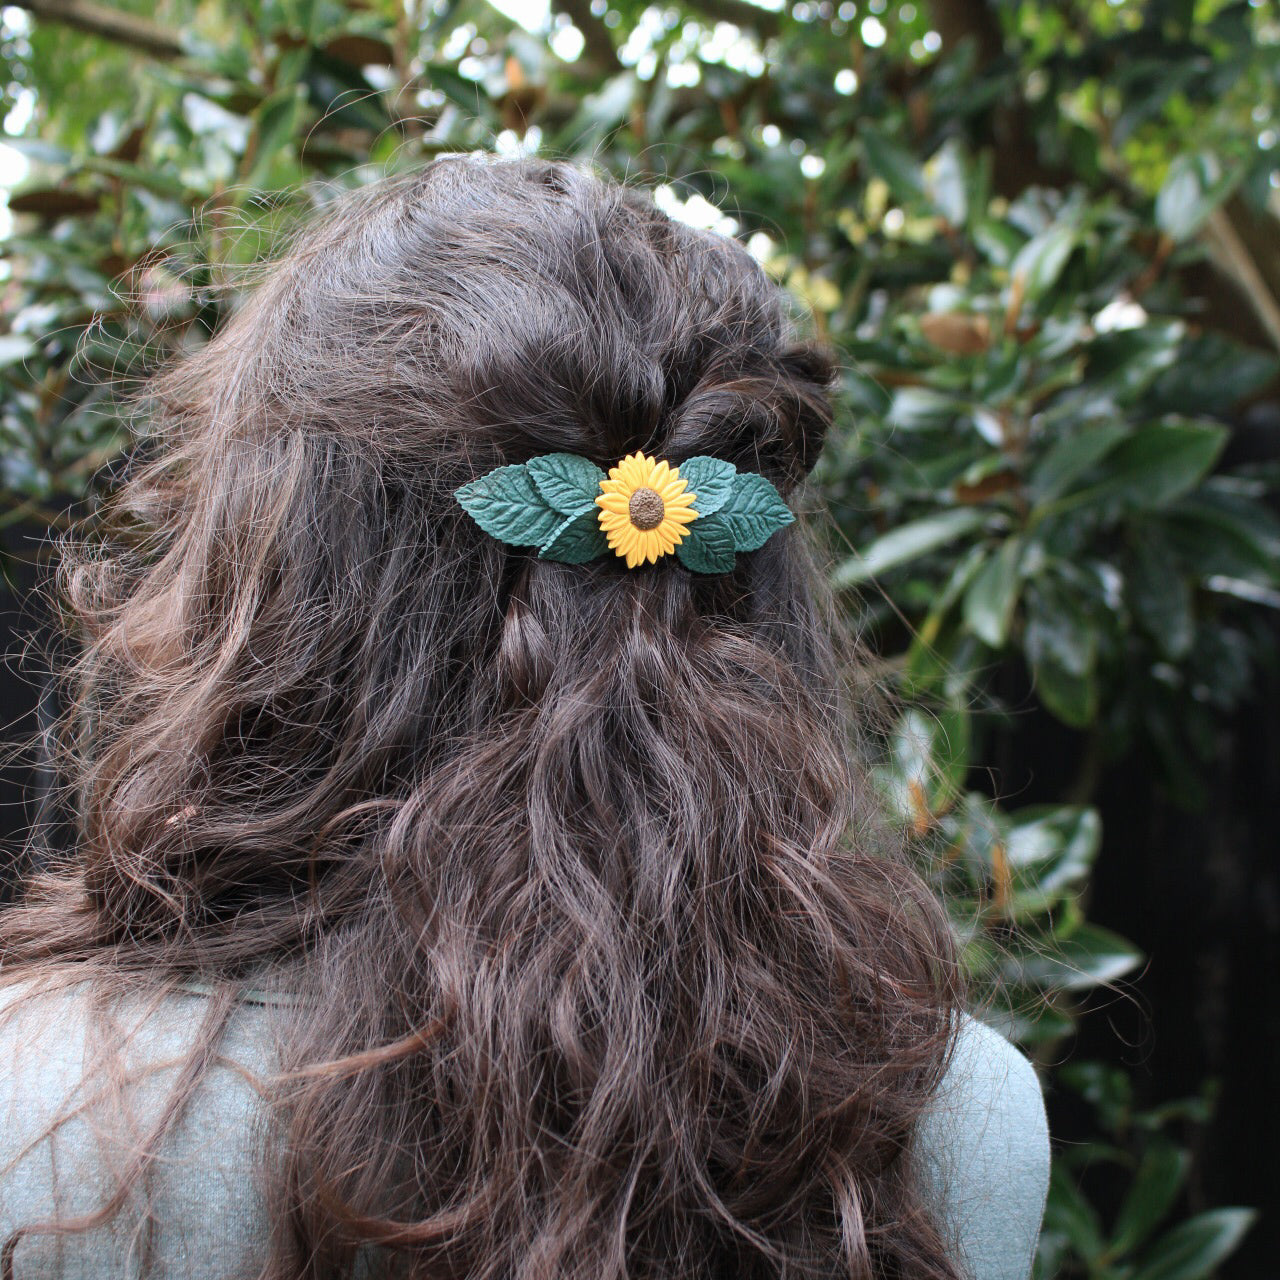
[0,0,1277,1274]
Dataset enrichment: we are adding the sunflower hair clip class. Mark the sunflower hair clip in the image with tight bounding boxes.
[454,450,794,573]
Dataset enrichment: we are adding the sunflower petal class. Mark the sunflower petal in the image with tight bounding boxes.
[664,507,699,526]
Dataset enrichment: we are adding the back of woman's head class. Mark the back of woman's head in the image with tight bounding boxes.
[4,156,963,1279]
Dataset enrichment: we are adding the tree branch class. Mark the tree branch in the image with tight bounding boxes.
[1204,199,1280,356]
[926,0,1002,65]
[925,0,1076,196]
[15,0,184,59]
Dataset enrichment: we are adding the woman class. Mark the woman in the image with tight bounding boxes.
[0,156,1048,1280]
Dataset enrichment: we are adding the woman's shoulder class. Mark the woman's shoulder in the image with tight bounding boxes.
[0,973,280,1279]
[932,1010,1049,1137]
[0,971,283,1142]
[0,971,281,1107]
[0,979,1049,1280]
[915,1011,1052,1280]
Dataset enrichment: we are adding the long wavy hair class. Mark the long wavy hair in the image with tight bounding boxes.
[1,156,965,1280]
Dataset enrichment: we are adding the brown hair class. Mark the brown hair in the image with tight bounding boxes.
[1,156,964,1279]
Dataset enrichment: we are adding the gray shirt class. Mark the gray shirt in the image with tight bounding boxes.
[0,979,1049,1279]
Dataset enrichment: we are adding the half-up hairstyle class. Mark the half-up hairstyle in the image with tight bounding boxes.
[1,156,965,1279]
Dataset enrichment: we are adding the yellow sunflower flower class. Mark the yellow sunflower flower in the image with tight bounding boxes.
[595,451,699,568]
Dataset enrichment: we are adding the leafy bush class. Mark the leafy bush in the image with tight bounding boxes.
[1038,1065,1256,1280]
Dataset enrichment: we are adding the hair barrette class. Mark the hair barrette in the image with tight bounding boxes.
[454,450,794,573]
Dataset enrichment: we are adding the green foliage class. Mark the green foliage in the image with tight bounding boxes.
[1036,1065,1257,1279]
[3,0,1277,1272]
[823,173,1278,777]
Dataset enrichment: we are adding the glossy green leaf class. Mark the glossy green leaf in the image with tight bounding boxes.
[1011,225,1078,299]
[1131,1208,1257,1280]
[1002,809,1101,921]
[567,71,637,146]
[1031,649,1099,728]
[246,85,303,191]
[887,386,964,430]
[1095,419,1229,509]
[888,705,971,814]
[926,137,968,227]
[1006,805,1101,904]
[1060,323,1186,414]
[1024,576,1098,679]
[1058,1059,1135,1134]
[0,336,36,368]
[903,543,989,693]
[1042,1161,1107,1261]
[962,536,1024,647]
[833,508,990,587]
[424,64,490,113]
[1112,1142,1191,1255]
[860,123,925,202]
[928,705,970,808]
[1,137,72,165]
[1127,532,1194,660]
[973,217,1023,267]
[1149,332,1279,415]
[1029,422,1131,504]
[1163,490,1280,583]
[1155,153,1244,243]
[1012,923,1143,992]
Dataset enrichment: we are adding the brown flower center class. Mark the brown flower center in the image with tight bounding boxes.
[628,487,666,531]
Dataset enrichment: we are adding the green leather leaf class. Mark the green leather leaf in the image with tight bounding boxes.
[455,464,564,547]
[717,473,795,551]
[676,514,736,574]
[678,456,736,517]
[527,453,606,516]
[540,507,610,563]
